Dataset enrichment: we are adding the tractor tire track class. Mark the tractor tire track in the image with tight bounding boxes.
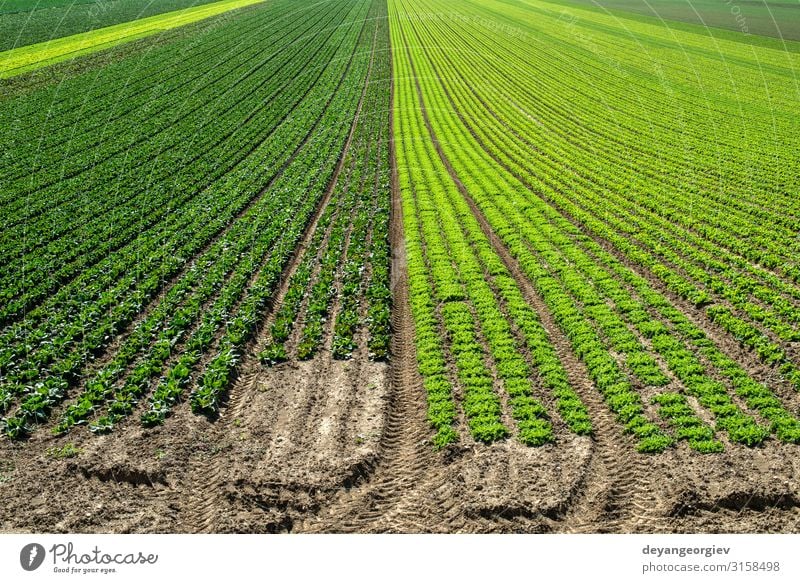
[296,45,444,530]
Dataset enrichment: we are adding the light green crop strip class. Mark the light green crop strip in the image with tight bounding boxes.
[0,0,263,78]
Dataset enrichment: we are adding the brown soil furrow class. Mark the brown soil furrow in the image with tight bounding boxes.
[181,370,258,533]
[286,356,340,462]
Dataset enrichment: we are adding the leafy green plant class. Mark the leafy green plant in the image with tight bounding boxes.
[46,443,83,459]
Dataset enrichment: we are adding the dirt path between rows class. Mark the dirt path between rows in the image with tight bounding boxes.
[296,81,438,530]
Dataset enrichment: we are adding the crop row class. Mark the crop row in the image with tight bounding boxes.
[395,4,671,451]
[0,0,267,79]
[188,2,388,417]
[393,0,800,451]
[0,0,293,175]
[0,0,378,437]
[0,0,353,324]
[259,22,392,367]
[0,0,357,387]
[408,0,800,385]
[0,0,224,52]
[393,16,592,447]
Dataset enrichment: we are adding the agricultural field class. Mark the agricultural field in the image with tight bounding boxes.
[0,0,263,77]
[0,0,225,51]
[1,0,799,534]
[559,0,800,42]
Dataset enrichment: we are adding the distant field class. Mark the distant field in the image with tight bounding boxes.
[0,0,263,78]
[0,0,221,50]
[555,0,800,41]
[0,0,101,13]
